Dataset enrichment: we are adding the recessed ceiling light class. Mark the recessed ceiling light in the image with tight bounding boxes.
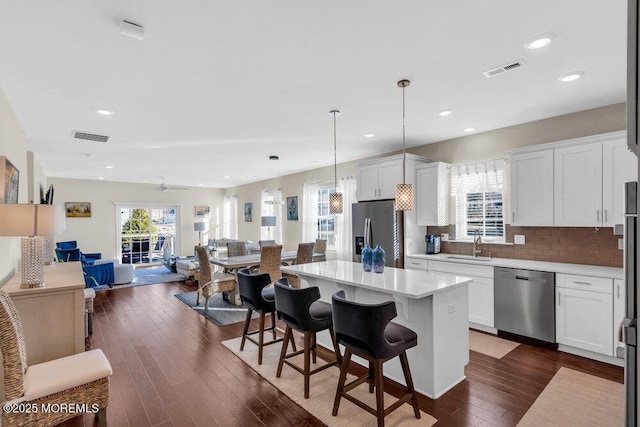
[524,33,555,50]
[464,128,475,133]
[96,109,114,116]
[98,176,104,180]
[223,176,230,179]
[439,110,453,116]
[363,132,375,138]
[105,165,113,169]
[558,71,585,82]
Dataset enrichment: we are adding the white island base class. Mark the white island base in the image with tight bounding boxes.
[281,260,471,399]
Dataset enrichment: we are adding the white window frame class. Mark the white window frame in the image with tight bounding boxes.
[451,159,505,242]
[317,184,336,249]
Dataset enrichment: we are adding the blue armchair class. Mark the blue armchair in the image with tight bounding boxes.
[83,262,115,288]
[55,241,102,265]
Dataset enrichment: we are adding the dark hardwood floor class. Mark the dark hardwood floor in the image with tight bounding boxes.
[60,280,623,427]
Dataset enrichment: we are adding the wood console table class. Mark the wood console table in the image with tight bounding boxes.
[2,262,86,365]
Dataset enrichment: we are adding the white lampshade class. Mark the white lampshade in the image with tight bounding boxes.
[261,216,276,227]
[0,204,63,236]
[0,204,63,288]
[193,222,207,231]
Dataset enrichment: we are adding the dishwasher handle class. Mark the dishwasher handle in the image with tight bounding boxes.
[515,275,530,281]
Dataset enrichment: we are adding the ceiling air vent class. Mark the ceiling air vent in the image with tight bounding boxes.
[73,131,109,143]
[482,60,526,78]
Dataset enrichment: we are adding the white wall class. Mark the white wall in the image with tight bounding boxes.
[0,87,29,285]
[48,178,225,259]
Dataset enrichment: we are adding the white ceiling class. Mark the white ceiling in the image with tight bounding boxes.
[0,1,627,189]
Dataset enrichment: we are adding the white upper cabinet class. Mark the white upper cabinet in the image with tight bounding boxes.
[554,142,603,226]
[510,150,554,226]
[356,154,427,202]
[602,139,637,226]
[416,162,450,226]
[510,131,634,228]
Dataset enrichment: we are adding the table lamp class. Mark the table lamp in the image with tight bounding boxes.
[0,204,63,288]
[194,221,206,246]
[261,216,276,239]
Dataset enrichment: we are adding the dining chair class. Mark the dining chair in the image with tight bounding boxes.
[195,246,236,310]
[314,239,327,262]
[259,244,283,283]
[259,240,276,249]
[227,241,247,257]
[331,290,421,426]
[282,242,315,288]
[0,290,113,427]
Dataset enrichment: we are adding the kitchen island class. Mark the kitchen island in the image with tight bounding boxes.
[280,260,472,399]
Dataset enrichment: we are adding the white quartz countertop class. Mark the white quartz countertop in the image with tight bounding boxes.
[281,260,472,299]
[407,253,624,279]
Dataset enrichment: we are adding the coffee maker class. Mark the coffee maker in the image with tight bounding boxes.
[425,235,441,254]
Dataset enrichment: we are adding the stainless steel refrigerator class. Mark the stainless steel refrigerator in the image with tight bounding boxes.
[627,2,640,425]
[352,200,404,268]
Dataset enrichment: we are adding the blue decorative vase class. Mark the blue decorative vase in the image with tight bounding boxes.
[361,244,373,272]
[372,245,385,273]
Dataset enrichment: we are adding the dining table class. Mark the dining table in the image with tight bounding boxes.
[209,251,327,304]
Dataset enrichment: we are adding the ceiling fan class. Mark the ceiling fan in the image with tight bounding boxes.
[152,176,189,192]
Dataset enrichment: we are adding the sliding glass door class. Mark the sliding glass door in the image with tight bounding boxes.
[117,204,180,264]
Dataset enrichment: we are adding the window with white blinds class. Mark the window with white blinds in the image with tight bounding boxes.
[451,159,505,241]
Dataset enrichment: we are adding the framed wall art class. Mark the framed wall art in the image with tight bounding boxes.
[65,202,91,218]
[195,205,210,217]
[287,196,298,221]
[0,156,19,204]
[244,202,252,222]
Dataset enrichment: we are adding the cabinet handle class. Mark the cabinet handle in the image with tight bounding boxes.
[512,212,516,222]
[433,213,437,223]
[558,292,561,305]
[597,209,600,223]
[617,283,621,299]
[574,281,592,286]
[605,209,608,223]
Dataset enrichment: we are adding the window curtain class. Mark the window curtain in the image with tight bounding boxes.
[302,181,319,242]
[451,159,505,239]
[335,176,357,260]
[261,189,283,242]
[222,195,238,239]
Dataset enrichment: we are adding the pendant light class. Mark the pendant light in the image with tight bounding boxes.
[395,79,413,210]
[329,109,343,214]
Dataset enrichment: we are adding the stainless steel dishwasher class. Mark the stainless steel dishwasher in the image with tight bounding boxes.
[494,267,556,343]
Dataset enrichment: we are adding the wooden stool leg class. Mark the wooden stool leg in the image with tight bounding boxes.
[258,310,266,365]
[369,361,375,393]
[240,308,253,351]
[276,326,292,377]
[304,331,312,398]
[311,332,317,364]
[289,329,297,352]
[329,324,341,364]
[400,352,421,419]
[332,348,352,416]
[374,360,385,427]
[270,311,277,339]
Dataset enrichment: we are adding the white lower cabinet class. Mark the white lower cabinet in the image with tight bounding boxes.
[556,273,613,356]
[428,260,494,329]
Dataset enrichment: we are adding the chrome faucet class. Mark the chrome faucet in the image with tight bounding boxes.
[473,229,483,257]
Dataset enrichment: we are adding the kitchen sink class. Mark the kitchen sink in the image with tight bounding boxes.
[444,255,495,262]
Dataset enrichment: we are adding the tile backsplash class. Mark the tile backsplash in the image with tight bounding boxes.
[425,225,623,268]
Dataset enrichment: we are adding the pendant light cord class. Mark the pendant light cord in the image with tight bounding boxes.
[330,110,340,192]
[402,83,406,184]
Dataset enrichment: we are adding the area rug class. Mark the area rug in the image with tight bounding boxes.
[93,265,187,291]
[222,337,437,426]
[517,367,624,426]
[469,329,520,359]
[174,292,258,327]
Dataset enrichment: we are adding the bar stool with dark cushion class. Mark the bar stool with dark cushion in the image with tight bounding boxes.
[237,268,292,364]
[274,278,341,398]
[331,290,421,427]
